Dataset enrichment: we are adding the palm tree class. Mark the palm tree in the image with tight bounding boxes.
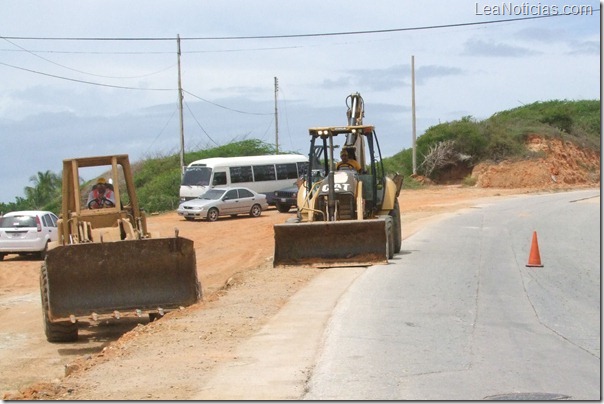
[24,171,61,209]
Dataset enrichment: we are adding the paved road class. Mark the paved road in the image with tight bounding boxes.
[305,189,600,400]
[194,189,600,400]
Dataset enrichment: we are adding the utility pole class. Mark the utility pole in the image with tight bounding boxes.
[411,55,417,175]
[274,77,279,154]
[177,34,185,173]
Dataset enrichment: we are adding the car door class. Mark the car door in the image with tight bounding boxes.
[42,213,59,242]
[236,188,256,214]
[221,189,240,215]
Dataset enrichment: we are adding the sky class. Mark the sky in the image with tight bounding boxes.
[0,0,600,203]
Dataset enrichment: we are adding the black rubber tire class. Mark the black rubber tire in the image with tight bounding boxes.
[276,203,292,213]
[389,199,402,253]
[40,263,78,343]
[207,208,219,222]
[250,204,262,217]
[386,216,395,260]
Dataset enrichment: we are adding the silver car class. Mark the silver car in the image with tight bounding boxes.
[177,187,268,222]
[0,210,59,260]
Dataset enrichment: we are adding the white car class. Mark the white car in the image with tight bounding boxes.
[177,187,268,222]
[0,210,59,260]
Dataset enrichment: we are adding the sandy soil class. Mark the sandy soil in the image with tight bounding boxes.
[1,139,599,399]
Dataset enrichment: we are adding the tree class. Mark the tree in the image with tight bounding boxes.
[24,170,61,209]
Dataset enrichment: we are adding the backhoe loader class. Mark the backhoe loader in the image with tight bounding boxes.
[40,155,201,342]
[274,93,403,267]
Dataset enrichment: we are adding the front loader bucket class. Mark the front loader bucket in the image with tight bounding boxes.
[274,219,388,268]
[44,237,200,321]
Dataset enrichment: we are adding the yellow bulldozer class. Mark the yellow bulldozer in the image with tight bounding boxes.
[274,93,403,267]
[40,154,201,342]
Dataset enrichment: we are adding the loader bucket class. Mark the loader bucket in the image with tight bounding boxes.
[44,237,200,321]
[273,219,388,268]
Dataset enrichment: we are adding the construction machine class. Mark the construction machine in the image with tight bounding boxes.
[274,93,403,267]
[40,154,201,342]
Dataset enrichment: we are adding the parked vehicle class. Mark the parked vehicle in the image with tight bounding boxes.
[0,210,59,260]
[179,154,308,203]
[271,183,298,213]
[177,186,269,221]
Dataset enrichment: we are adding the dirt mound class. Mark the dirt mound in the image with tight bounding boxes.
[472,136,600,189]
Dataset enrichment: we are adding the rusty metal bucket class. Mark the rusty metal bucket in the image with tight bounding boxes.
[44,237,200,321]
[273,219,389,268]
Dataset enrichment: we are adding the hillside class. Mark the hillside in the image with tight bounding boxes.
[389,99,600,189]
[472,135,600,188]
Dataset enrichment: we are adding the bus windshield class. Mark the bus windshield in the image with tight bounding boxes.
[182,166,212,186]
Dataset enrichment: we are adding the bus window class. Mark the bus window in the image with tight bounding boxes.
[182,166,212,186]
[230,166,253,183]
[297,162,309,177]
[276,163,298,180]
[213,171,227,186]
[253,164,276,182]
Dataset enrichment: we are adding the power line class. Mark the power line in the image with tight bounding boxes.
[1,12,596,42]
[184,101,219,146]
[0,61,175,91]
[183,89,272,116]
[1,36,177,79]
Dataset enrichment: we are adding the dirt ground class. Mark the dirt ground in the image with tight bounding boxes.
[1,141,599,400]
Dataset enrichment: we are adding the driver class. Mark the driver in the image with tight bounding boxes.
[86,177,116,209]
[336,149,361,172]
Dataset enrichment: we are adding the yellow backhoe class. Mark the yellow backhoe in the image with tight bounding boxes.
[274,93,403,267]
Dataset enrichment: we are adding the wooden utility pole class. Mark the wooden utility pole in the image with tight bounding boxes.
[274,77,279,154]
[177,34,185,173]
[411,55,417,175]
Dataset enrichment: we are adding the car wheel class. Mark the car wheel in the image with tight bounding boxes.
[276,203,291,213]
[250,204,262,217]
[0,253,4,261]
[207,208,219,222]
[38,242,49,260]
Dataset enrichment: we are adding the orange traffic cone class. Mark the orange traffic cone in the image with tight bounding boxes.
[526,231,543,267]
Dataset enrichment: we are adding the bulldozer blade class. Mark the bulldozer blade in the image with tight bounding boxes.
[44,237,200,321]
[273,219,388,268]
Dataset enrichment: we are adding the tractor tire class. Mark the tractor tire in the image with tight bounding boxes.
[40,263,78,343]
[386,216,395,260]
[389,199,402,253]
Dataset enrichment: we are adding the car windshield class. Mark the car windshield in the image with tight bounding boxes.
[200,189,226,200]
[0,215,36,228]
[182,166,212,186]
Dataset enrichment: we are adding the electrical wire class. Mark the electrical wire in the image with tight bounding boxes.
[1,12,596,42]
[1,36,177,79]
[184,101,219,146]
[183,89,272,116]
[0,60,175,90]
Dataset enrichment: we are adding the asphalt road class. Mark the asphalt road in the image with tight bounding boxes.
[305,189,600,400]
[194,189,600,400]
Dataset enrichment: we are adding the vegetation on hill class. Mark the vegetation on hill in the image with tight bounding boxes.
[383,99,600,184]
[1,100,599,215]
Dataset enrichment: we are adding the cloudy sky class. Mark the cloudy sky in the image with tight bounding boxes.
[0,0,600,203]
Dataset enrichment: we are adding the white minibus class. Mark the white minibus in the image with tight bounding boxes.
[179,154,308,202]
